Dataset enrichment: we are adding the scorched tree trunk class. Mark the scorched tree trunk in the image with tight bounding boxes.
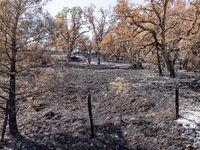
[9,49,18,135]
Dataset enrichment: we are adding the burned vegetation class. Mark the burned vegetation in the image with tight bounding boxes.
[0,0,200,150]
[0,55,200,149]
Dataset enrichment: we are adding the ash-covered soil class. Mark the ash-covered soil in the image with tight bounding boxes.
[1,56,200,150]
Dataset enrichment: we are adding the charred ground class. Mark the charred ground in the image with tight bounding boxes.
[1,56,200,150]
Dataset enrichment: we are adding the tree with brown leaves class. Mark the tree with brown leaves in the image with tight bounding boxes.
[84,4,112,65]
[80,36,94,64]
[113,0,200,77]
[54,6,88,58]
[0,0,53,138]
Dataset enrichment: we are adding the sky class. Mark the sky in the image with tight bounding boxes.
[45,0,146,17]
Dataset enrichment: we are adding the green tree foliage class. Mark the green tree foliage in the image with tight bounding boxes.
[54,6,87,58]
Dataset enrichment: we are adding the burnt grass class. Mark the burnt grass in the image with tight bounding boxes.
[1,58,200,150]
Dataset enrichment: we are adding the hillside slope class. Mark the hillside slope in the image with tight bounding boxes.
[1,57,200,149]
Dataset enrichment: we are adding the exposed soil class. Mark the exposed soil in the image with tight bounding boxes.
[1,56,200,150]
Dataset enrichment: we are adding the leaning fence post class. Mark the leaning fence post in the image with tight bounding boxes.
[175,84,179,119]
[88,93,95,137]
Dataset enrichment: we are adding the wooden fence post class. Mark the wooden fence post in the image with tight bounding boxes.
[88,94,95,137]
[175,84,179,119]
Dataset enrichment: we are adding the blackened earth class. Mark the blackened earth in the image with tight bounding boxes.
[1,56,200,150]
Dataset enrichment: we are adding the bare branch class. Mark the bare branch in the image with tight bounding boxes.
[0,96,9,101]
[165,22,178,32]
[151,0,162,26]
[0,105,6,111]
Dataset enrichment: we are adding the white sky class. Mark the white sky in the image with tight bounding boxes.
[45,0,146,17]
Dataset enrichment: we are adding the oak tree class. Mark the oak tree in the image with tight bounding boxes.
[84,4,112,65]
[80,36,94,64]
[54,6,88,58]
[113,0,200,77]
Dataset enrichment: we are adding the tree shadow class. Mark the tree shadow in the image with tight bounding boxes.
[1,134,50,150]
[52,123,130,150]
[179,115,200,126]
[1,122,132,150]
[178,75,200,101]
[143,74,200,95]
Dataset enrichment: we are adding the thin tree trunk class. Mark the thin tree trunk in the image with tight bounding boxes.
[97,48,100,65]
[8,1,20,135]
[67,48,72,60]
[162,52,175,78]
[115,55,119,63]
[1,100,9,141]
[103,55,106,61]
[156,47,162,76]
[183,59,188,70]
[159,0,175,77]
[88,55,91,64]
[160,19,175,77]
[9,53,18,135]
[9,33,18,135]
[172,59,176,67]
